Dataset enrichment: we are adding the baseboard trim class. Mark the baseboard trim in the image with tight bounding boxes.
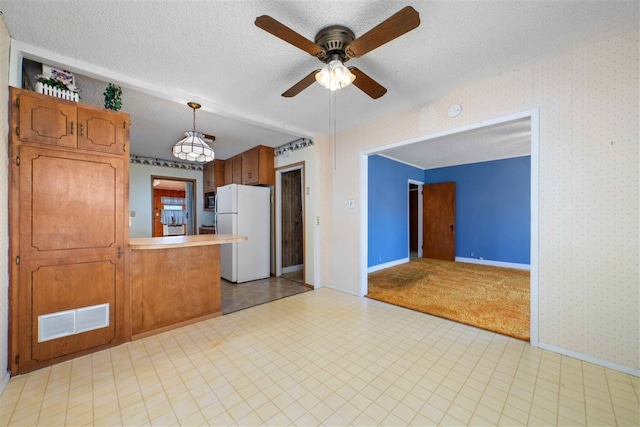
[282,264,303,274]
[367,257,409,273]
[456,257,530,270]
[319,283,360,296]
[537,342,639,377]
[0,370,10,396]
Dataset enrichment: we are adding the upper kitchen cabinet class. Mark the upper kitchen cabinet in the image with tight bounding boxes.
[203,159,225,193]
[224,156,243,185]
[13,89,129,156]
[242,145,274,185]
[221,145,275,187]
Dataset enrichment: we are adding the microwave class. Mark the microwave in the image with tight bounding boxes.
[206,195,215,210]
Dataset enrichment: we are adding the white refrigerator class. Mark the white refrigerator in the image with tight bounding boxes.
[215,184,271,283]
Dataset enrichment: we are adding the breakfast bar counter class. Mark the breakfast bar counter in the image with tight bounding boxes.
[130,234,246,339]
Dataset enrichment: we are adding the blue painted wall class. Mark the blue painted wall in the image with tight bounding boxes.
[424,156,531,264]
[368,155,530,268]
[368,155,424,267]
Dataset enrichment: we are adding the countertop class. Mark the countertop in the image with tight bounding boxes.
[130,234,246,250]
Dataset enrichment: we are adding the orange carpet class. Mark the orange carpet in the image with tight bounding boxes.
[367,258,530,340]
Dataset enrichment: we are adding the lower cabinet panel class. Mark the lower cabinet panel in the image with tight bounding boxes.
[131,245,221,338]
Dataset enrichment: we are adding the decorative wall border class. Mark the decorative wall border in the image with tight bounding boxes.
[275,138,313,157]
[130,155,204,171]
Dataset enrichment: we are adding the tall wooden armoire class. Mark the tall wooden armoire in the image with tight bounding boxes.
[8,87,130,374]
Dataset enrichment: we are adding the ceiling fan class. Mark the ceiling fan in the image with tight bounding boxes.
[255,6,420,99]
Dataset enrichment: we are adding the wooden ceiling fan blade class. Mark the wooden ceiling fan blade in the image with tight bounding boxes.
[345,6,420,58]
[349,67,387,99]
[282,70,321,97]
[255,15,324,57]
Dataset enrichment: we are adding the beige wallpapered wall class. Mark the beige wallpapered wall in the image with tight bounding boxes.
[0,19,10,384]
[318,30,639,371]
[275,145,318,287]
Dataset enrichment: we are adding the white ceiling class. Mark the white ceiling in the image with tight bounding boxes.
[1,1,637,167]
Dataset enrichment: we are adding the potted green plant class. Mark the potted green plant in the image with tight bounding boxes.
[103,83,123,111]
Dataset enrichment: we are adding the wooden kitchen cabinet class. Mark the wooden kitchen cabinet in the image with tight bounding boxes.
[223,156,242,185]
[221,145,275,186]
[224,158,233,185]
[242,145,274,186]
[232,156,243,184]
[203,159,225,193]
[15,89,129,155]
[8,87,130,374]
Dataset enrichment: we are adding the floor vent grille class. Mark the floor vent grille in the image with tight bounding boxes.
[38,303,109,342]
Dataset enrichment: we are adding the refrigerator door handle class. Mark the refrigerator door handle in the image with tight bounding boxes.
[214,192,219,234]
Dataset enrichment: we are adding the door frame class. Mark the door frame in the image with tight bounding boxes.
[274,162,305,282]
[360,108,540,345]
[150,176,197,236]
[408,180,424,258]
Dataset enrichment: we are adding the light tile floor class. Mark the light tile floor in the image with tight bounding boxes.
[0,288,638,426]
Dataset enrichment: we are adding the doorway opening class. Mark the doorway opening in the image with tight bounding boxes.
[151,176,197,237]
[361,109,539,344]
[409,181,423,259]
[275,163,305,285]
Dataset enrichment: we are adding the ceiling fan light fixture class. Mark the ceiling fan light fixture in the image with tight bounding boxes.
[172,102,214,163]
[315,59,356,91]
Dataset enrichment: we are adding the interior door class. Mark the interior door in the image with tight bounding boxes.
[423,182,456,261]
[281,169,303,270]
[409,184,418,253]
[15,145,126,373]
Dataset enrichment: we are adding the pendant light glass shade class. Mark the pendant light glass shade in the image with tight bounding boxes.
[315,59,356,91]
[172,131,214,162]
[172,102,214,163]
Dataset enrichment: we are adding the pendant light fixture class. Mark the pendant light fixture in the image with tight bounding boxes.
[172,102,214,163]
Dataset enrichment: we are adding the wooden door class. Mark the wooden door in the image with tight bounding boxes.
[281,169,303,269]
[13,146,127,373]
[409,184,418,252]
[423,182,456,261]
[16,90,77,148]
[77,107,129,155]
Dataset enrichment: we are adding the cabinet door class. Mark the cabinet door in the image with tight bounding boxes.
[203,161,216,193]
[232,156,243,184]
[214,159,225,190]
[224,159,233,186]
[15,90,77,148]
[77,107,129,155]
[13,145,127,373]
[242,148,259,185]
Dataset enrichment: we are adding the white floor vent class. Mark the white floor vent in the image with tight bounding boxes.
[38,303,109,342]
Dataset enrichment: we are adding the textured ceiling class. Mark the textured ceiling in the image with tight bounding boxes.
[1,0,637,166]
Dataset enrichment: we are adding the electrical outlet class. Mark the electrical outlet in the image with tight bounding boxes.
[348,199,355,208]
[315,216,320,225]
